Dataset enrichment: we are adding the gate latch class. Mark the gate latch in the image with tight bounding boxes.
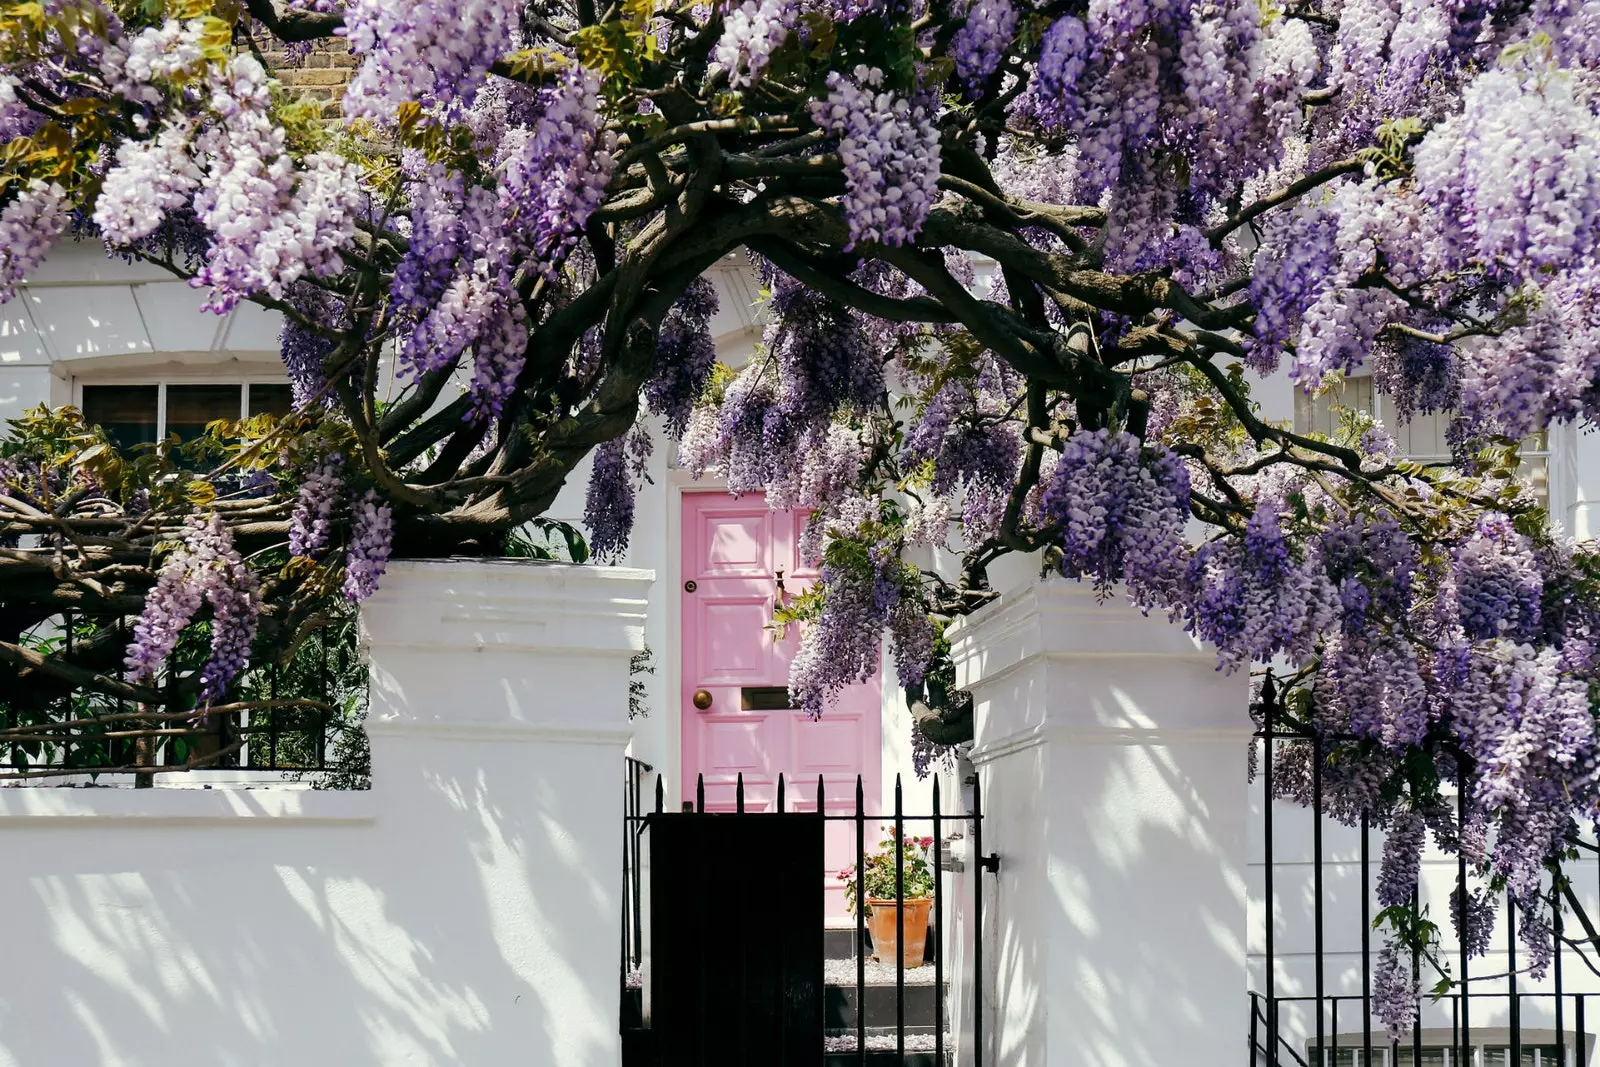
[978,852,1001,874]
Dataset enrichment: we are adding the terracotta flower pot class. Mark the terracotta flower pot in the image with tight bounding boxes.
[865,897,933,968]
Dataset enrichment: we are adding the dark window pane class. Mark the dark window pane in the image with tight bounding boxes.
[81,385,158,452]
[247,383,293,418]
[167,384,243,444]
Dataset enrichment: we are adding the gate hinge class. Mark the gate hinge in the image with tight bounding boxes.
[978,852,1001,874]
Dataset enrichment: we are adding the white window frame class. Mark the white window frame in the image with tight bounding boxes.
[71,374,292,439]
[1293,374,1551,508]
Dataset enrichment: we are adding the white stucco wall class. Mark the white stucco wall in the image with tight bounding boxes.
[0,560,650,1067]
[951,576,1253,1067]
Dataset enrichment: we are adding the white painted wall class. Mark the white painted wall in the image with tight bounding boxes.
[949,575,1253,1067]
[0,560,650,1067]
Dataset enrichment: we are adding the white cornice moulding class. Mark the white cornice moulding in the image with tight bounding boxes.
[359,559,654,655]
[969,721,1254,765]
[947,575,1214,691]
[364,721,634,746]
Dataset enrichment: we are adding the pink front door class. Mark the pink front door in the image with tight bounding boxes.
[680,492,883,917]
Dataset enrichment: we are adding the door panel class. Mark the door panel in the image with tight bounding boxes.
[680,493,882,918]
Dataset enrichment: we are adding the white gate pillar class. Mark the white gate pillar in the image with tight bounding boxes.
[948,575,1250,1067]
[360,560,651,1067]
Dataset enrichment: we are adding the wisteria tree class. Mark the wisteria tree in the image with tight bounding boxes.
[3,0,1600,1031]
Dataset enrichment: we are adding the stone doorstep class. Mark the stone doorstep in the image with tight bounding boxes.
[823,1054,951,1067]
[626,959,938,990]
[824,957,940,987]
[827,1025,941,1040]
[825,982,941,1033]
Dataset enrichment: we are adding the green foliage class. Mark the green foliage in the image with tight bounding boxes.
[244,605,371,790]
[1155,362,1255,452]
[1359,116,1427,178]
[629,646,653,720]
[505,517,591,563]
[840,826,937,914]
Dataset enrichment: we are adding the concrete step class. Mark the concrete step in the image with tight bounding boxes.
[825,925,939,962]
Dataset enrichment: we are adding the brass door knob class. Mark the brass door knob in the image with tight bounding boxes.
[692,689,713,710]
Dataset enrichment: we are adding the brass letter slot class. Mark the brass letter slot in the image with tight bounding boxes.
[740,686,796,711]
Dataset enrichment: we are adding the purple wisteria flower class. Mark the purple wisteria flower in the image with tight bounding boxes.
[343,490,394,603]
[125,513,263,704]
[289,453,345,559]
[809,66,941,250]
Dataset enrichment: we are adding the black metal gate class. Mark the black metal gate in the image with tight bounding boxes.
[650,808,825,1065]
[622,764,991,1067]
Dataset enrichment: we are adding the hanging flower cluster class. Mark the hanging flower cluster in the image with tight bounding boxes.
[809,66,941,249]
[124,513,263,703]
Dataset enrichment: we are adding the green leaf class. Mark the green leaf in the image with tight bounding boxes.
[560,522,590,564]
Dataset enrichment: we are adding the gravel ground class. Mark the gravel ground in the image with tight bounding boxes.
[823,1032,952,1052]
[824,958,939,986]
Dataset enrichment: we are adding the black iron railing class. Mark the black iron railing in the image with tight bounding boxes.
[622,765,995,1065]
[0,608,367,783]
[1251,990,1591,1067]
[1252,681,1598,1067]
[622,755,651,981]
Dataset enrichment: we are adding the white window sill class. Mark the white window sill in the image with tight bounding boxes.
[0,783,376,824]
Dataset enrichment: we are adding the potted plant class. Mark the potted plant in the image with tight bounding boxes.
[839,827,937,968]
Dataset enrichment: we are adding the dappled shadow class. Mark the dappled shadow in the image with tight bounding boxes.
[978,667,1251,1067]
[0,742,622,1066]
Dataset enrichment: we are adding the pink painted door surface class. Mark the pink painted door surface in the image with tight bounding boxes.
[681,492,882,918]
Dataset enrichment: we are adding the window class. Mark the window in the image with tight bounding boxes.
[1294,375,1378,439]
[1293,375,1550,509]
[79,381,292,452]
[80,384,158,452]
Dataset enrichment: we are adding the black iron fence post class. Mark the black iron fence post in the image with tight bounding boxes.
[1263,679,1277,1067]
[934,774,945,1065]
[972,770,986,1067]
[1459,785,1470,1067]
[855,774,866,1067]
[1510,891,1521,1067]
[1362,809,1373,1067]
[894,774,905,1061]
[1313,732,1325,1067]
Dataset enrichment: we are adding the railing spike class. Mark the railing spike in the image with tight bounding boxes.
[696,773,705,814]
[736,772,745,814]
[776,772,785,813]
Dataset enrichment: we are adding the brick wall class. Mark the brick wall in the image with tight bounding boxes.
[259,38,359,117]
